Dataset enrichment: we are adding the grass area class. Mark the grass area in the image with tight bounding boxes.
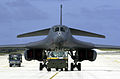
[0,53,10,55]
[0,51,24,56]
[99,49,120,51]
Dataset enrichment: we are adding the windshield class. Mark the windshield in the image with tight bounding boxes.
[10,57,19,60]
[9,55,20,60]
[60,27,65,32]
[53,26,66,32]
[54,27,59,32]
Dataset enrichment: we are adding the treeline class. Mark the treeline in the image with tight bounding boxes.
[0,48,26,53]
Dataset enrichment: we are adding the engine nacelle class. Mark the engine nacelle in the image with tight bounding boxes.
[24,49,45,61]
[86,50,97,61]
[74,49,97,62]
[24,49,32,61]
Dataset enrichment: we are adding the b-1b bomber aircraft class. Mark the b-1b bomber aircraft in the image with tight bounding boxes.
[0,5,120,71]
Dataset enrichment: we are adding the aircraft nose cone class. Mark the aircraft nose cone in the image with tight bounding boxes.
[54,36,64,44]
[58,32,61,36]
[56,36,63,42]
[55,32,63,42]
[54,32,65,45]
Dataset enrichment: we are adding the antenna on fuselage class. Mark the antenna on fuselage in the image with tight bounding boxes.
[60,4,62,25]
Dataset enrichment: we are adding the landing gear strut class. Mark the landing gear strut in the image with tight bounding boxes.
[39,63,44,70]
[69,50,81,71]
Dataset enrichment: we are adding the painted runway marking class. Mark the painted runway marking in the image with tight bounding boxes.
[49,72,59,79]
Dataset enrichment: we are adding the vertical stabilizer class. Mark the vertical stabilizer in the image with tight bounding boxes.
[60,4,62,25]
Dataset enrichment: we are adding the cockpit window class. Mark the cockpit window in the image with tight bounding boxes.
[53,26,66,32]
[55,27,59,32]
[60,27,65,32]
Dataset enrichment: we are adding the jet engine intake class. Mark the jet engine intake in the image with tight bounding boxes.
[24,49,45,61]
[72,49,97,62]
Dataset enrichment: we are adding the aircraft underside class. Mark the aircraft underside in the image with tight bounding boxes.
[24,48,97,71]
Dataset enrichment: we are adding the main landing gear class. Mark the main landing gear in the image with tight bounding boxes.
[71,61,81,71]
[39,59,48,71]
[40,62,81,71]
[39,62,51,71]
[39,63,44,71]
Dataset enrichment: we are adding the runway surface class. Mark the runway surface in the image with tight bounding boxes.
[0,53,120,79]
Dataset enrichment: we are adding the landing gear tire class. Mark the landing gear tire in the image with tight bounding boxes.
[65,68,68,71]
[61,68,63,71]
[39,63,43,71]
[77,63,81,71]
[18,64,21,67]
[9,64,12,67]
[47,68,51,71]
[56,68,58,71]
[71,63,74,71]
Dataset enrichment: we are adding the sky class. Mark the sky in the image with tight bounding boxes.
[0,0,120,46]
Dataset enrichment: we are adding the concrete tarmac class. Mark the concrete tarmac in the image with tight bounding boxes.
[0,53,120,79]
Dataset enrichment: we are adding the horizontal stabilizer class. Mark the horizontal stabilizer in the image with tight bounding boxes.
[70,28,105,38]
[17,28,50,38]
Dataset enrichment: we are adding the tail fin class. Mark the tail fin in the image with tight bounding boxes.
[60,4,62,25]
